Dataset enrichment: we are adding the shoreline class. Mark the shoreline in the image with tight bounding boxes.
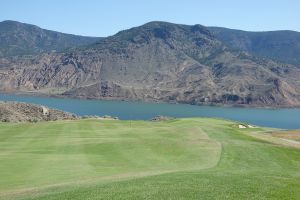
[1,90,299,109]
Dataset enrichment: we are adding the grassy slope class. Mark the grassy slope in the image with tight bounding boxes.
[0,118,299,200]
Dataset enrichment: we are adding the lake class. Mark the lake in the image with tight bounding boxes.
[0,93,300,129]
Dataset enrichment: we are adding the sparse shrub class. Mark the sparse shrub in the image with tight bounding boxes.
[28,119,38,123]
[2,118,9,122]
[151,115,174,121]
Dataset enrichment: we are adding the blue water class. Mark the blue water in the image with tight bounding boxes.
[1,93,300,129]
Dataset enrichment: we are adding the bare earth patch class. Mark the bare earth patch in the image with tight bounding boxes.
[271,130,300,141]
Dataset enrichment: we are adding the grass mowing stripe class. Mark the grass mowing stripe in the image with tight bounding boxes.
[0,118,299,200]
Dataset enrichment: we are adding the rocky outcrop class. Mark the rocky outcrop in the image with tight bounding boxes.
[0,101,78,122]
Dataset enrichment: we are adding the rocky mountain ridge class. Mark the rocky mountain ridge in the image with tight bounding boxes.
[0,20,101,57]
[208,26,300,67]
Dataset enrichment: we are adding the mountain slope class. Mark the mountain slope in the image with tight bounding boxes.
[0,20,101,57]
[1,21,300,107]
[208,27,300,67]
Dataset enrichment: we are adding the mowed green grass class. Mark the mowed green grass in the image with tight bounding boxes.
[0,118,299,200]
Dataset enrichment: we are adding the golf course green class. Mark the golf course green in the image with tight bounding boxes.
[0,118,299,199]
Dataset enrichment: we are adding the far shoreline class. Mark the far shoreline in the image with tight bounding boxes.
[1,90,299,109]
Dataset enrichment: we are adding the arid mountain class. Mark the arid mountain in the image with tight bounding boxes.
[0,20,101,57]
[208,27,300,67]
[0,21,300,107]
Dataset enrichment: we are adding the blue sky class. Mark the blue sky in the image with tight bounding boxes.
[1,0,299,37]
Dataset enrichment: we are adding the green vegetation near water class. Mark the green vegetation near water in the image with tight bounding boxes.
[0,118,299,199]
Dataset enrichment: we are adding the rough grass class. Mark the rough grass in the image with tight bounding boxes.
[0,118,299,200]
